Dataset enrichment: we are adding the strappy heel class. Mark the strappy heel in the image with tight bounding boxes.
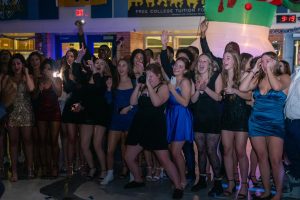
[248,175,259,186]
[223,179,236,196]
[145,166,152,181]
[237,182,248,199]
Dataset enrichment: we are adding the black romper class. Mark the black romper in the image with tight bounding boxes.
[126,84,168,150]
[192,72,221,134]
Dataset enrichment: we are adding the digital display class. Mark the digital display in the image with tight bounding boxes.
[276,15,297,23]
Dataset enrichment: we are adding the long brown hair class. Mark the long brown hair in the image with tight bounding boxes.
[221,51,241,89]
[257,51,279,83]
[113,58,134,89]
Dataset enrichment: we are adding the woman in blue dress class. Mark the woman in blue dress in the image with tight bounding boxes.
[101,58,136,185]
[239,52,291,200]
[167,57,194,189]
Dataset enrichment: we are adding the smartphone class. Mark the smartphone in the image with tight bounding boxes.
[170,76,176,85]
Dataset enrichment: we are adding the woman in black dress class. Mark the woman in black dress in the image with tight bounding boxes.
[124,63,183,199]
[61,48,87,176]
[191,54,223,196]
[221,51,251,199]
[75,58,111,179]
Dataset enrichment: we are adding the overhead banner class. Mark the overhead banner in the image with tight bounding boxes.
[128,0,205,17]
[59,0,107,7]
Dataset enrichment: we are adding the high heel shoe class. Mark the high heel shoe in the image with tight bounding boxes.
[145,166,152,181]
[87,168,96,179]
[152,168,162,182]
[10,171,18,182]
[248,175,259,186]
[237,182,248,199]
[28,168,35,179]
[67,165,73,177]
[223,179,236,196]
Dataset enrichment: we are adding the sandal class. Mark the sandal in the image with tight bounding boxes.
[152,168,162,181]
[237,182,248,199]
[87,168,96,179]
[223,180,236,196]
[145,166,152,181]
[248,175,259,186]
[10,172,18,182]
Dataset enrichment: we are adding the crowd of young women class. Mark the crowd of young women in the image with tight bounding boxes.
[0,23,293,199]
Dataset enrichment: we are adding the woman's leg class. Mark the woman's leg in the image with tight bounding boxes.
[32,126,40,175]
[79,125,94,170]
[101,130,122,184]
[192,132,207,190]
[8,127,20,181]
[124,145,143,182]
[120,132,128,176]
[144,150,153,181]
[221,130,235,194]
[235,132,249,197]
[249,147,259,185]
[154,150,181,189]
[267,136,284,200]
[250,137,271,198]
[170,141,186,187]
[206,133,223,196]
[66,123,78,176]
[106,131,122,171]
[93,125,107,178]
[37,121,49,176]
[20,126,33,177]
[60,123,68,171]
[49,121,61,177]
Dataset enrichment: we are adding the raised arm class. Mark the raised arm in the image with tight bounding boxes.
[239,59,261,92]
[265,60,291,92]
[130,83,142,106]
[160,31,173,79]
[199,20,223,69]
[24,67,35,92]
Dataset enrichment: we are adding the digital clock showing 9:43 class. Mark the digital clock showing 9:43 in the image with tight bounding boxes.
[276,15,297,23]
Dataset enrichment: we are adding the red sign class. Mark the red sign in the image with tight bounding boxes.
[75,9,84,17]
[276,15,297,23]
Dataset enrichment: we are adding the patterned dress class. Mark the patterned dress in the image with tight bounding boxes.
[8,81,34,127]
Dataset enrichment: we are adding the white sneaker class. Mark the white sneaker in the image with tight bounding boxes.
[101,170,114,185]
[129,172,134,182]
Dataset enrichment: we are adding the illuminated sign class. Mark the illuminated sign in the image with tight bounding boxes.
[276,15,297,23]
[59,0,107,7]
[75,9,84,17]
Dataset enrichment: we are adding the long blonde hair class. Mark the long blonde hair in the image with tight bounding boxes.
[195,53,215,83]
[221,51,241,89]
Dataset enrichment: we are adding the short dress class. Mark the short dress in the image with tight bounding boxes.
[127,84,168,150]
[62,64,86,124]
[221,93,250,132]
[36,85,61,121]
[249,88,286,139]
[8,81,34,127]
[166,88,194,143]
[80,74,109,126]
[192,72,221,134]
[106,88,136,132]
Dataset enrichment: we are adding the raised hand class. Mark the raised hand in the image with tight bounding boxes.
[200,19,209,37]
[161,30,169,49]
